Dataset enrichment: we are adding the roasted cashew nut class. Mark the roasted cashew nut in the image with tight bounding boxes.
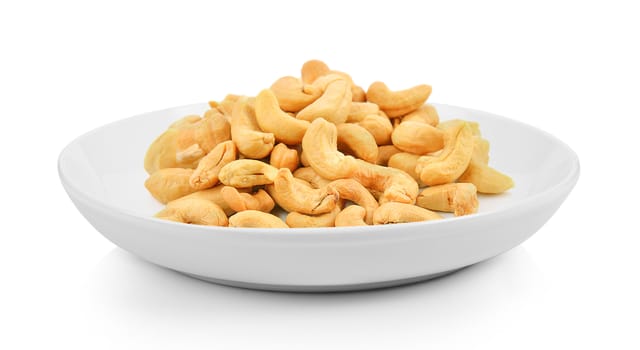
[373,202,442,224]
[401,104,440,126]
[155,197,228,226]
[230,96,276,159]
[387,152,423,185]
[296,74,352,124]
[415,120,474,186]
[218,159,279,188]
[337,123,379,164]
[180,185,250,216]
[145,168,198,204]
[220,186,275,213]
[351,159,419,204]
[357,113,393,145]
[347,102,381,123]
[255,89,310,145]
[286,205,342,228]
[391,121,444,154]
[326,179,379,224]
[189,141,237,190]
[457,162,514,194]
[335,205,367,227]
[300,59,366,102]
[293,167,331,189]
[269,143,300,172]
[366,81,432,118]
[228,210,289,228]
[209,94,241,117]
[266,168,338,215]
[301,118,359,180]
[416,183,479,216]
[270,76,321,112]
[376,145,402,166]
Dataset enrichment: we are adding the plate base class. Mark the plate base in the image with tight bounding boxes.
[182,267,466,293]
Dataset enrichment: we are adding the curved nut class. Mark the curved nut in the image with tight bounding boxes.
[293,167,331,189]
[347,102,380,122]
[335,205,367,227]
[301,118,359,180]
[357,113,393,145]
[255,89,310,145]
[189,141,237,190]
[327,179,379,224]
[155,197,228,226]
[181,185,249,216]
[286,205,341,228]
[337,123,379,163]
[270,76,322,112]
[270,143,300,172]
[145,168,198,204]
[218,159,279,188]
[231,97,276,159]
[266,168,338,215]
[144,112,231,174]
[366,81,432,117]
[391,121,445,154]
[387,152,423,184]
[376,145,402,166]
[401,104,439,126]
[296,74,352,124]
[416,183,479,216]
[228,210,289,228]
[415,120,474,186]
[351,159,419,204]
[457,161,514,194]
[373,202,442,224]
[221,186,275,213]
[301,59,330,84]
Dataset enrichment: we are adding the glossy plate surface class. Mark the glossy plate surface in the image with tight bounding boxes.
[59,103,579,292]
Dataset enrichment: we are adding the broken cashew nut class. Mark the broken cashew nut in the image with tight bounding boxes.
[416,183,479,216]
[228,210,289,228]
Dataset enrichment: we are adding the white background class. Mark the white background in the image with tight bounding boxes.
[1,0,638,349]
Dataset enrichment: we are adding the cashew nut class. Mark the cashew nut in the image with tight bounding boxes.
[270,76,321,112]
[286,205,342,228]
[229,96,276,159]
[357,113,393,145]
[266,168,338,215]
[189,141,237,190]
[255,89,310,145]
[181,185,250,216]
[337,123,379,163]
[366,81,432,118]
[387,152,423,184]
[293,167,331,189]
[228,210,289,228]
[335,205,367,227]
[144,112,231,174]
[472,136,490,165]
[209,94,241,117]
[301,59,330,84]
[218,159,279,188]
[376,145,402,166]
[373,202,442,224]
[457,161,514,194]
[296,74,352,124]
[401,104,439,126]
[351,159,419,204]
[391,121,444,155]
[347,102,380,123]
[220,186,275,213]
[301,118,359,180]
[145,168,198,204]
[155,197,228,226]
[326,179,379,224]
[416,183,478,216]
[415,120,474,186]
[269,143,300,172]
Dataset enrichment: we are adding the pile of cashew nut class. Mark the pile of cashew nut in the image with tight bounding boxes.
[144,60,514,228]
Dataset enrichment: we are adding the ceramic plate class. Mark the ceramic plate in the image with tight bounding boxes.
[58,103,579,292]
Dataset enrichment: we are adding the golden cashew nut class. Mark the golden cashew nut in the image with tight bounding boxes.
[293,167,331,189]
[387,152,423,184]
[336,123,379,164]
[366,81,432,118]
[255,89,310,145]
[181,185,250,216]
[335,205,367,227]
[266,168,338,215]
[300,59,365,102]
[347,102,381,123]
[416,183,479,216]
[401,104,440,126]
[376,145,402,166]
[231,97,276,159]
[269,143,300,172]
[301,118,359,180]
[220,186,275,213]
[326,179,379,224]
[351,159,419,204]
[286,205,342,228]
[270,76,321,112]
[457,162,514,194]
[218,159,279,188]
[155,197,228,226]
[415,120,474,186]
[296,74,352,124]
[373,202,442,224]
[145,168,198,204]
[391,121,444,155]
[357,113,393,145]
[228,210,289,228]
[189,141,237,190]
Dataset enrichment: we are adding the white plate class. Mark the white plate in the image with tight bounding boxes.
[58,103,579,292]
